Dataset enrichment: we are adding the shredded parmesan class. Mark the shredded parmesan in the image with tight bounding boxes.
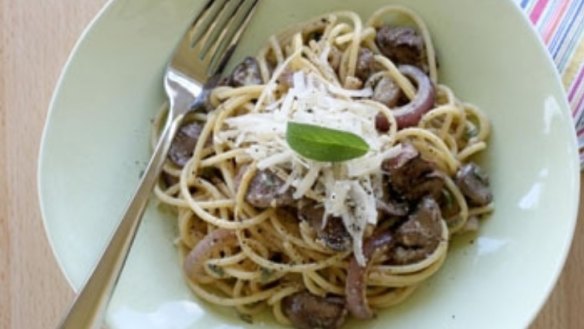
[293,162,322,199]
[221,70,399,265]
[325,180,352,217]
[257,151,294,170]
[327,84,373,98]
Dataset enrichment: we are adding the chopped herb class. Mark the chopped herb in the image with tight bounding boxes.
[443,190,454,208]
[207,264,225,277]
[465,127,478,140]
[238,313,254,324]
[286,122,369,162]
[260,267,273,283]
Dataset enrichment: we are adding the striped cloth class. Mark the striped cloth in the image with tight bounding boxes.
[518,0,584,165]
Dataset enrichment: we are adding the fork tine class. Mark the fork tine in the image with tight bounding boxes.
[190,0,215,27]
[198,0,244,59]
[190,0,228,47]
[207,0,260,75]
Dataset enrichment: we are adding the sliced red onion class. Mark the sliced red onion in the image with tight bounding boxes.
[183,229,236,282]
[393,65,435,129]
[346,231,394,319]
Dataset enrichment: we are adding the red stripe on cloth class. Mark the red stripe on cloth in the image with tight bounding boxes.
[574,83,584,118]
[530,0,549,24]
[576,92,584,117]
[569,66,584,100]
[543,0,571,43]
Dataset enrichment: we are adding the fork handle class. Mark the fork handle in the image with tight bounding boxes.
[56,112,185,329]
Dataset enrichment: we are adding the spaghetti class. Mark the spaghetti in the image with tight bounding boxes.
[153,5,493,328]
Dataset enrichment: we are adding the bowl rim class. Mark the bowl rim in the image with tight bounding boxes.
[37,0,581,327]
[38,0,118,291]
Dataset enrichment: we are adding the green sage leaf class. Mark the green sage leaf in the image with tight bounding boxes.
[286,122,369,162]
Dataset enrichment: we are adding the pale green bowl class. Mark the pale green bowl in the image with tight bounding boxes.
[39,0,580,328]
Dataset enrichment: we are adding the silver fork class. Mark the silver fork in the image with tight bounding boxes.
[56,1,260,328]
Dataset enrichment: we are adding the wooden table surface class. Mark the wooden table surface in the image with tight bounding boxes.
[1,1,583,328]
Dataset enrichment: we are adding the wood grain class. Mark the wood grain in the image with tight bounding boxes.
[0,1,582,328]
[0,1,107,328]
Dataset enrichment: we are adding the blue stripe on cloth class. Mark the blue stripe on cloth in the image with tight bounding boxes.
[535,1,556,34]
[549,0,584,60]
[556,14,584,71]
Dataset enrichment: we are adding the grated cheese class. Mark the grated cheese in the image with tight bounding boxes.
[220,70,399,266]
[293,162,322,199]
[257,150,294,170]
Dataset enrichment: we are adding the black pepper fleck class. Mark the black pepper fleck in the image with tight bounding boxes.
[238,313,253,324]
